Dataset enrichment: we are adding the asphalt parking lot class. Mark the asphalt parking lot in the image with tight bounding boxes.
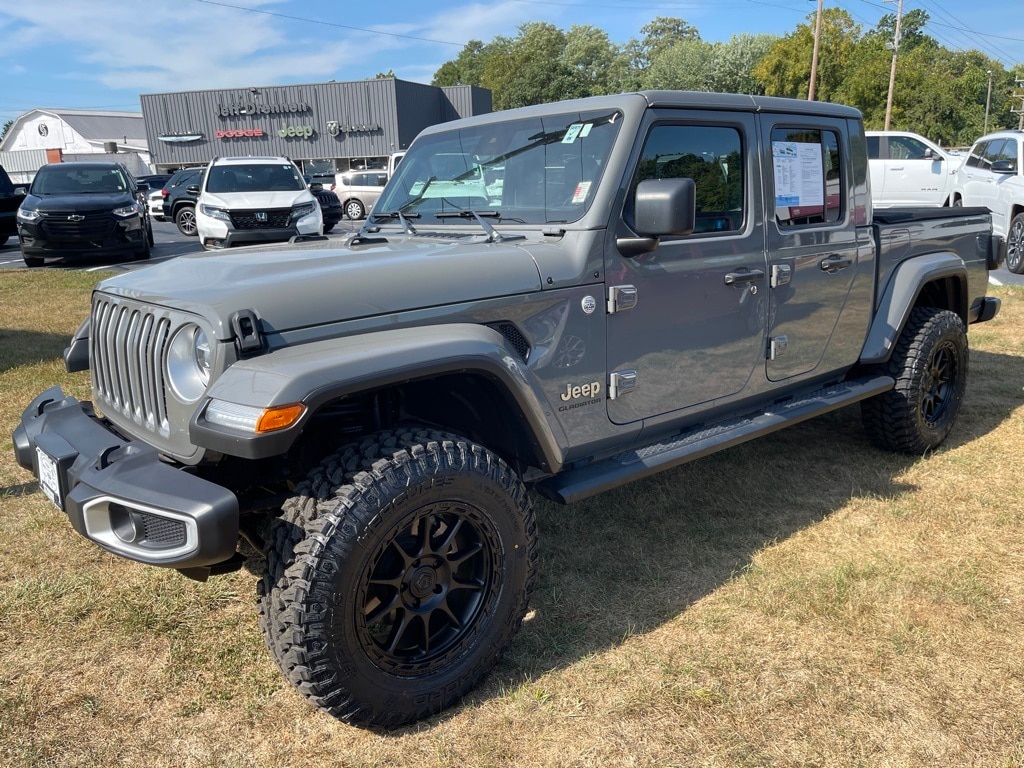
[0,217,362,273]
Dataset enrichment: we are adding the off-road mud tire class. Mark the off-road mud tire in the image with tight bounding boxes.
[861,306,968,454]
[258,428,537,728]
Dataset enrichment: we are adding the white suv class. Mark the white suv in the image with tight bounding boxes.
[194,156,322,249]
[951,130,1024,272]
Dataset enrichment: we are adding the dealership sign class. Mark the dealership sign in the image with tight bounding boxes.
[217,100,310,117]
[278,125,314,139]
[216,128,265,140]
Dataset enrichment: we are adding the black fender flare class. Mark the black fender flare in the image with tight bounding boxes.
[860,251,967,365]
[190,323,567,470]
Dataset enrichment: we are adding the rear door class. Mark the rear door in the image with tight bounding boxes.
[762,115,870,382]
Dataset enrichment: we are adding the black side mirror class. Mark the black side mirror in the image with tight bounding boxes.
[186,184,200,196]
[634,178,696,237]
[309,182,323,192]
[991,159,1017,175]
[617,178,696,258]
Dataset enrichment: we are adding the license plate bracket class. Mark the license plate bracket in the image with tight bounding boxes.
[33,433,79,512]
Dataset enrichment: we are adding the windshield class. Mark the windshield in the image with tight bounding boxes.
[31,166,130,195]
[206,163,305,193]
[376,109,622,225]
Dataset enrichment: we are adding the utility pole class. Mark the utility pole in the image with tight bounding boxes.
[1013,79,1024,130]
[985,70,993,134]
[883,0,903,130]
[808,0,824,101]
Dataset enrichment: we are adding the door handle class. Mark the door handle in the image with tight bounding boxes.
[889,166,904,171]
[820,255,853,273]
[723,268,765,286]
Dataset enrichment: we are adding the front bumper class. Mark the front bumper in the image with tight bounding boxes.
[198,209,321,249]
[13,386,239,570]
[18,214,147,257]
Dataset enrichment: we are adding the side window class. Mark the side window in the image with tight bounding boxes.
[866,135,881,159]
[771,127,843,227]
[981,139,1007,170]
[965,142,984,168]
[631,124,744,234]
[997,139,1019,165]
[889,136,928,160]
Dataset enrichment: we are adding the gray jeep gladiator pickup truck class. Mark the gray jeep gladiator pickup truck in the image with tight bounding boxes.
[13,91,1002,727]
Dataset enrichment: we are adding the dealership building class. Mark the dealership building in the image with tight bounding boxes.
[140,77,492,178]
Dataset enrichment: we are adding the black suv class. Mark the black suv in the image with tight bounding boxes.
[304,175,342,233]
[16,162,153,267]
[161,167,204,236]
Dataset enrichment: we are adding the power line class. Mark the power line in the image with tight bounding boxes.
[192,0,463,46]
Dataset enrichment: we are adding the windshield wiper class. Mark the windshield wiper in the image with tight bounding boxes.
[369,210,420,234]
[435,209,522,243]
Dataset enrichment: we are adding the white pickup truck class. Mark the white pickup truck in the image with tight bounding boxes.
[867,130,959,208]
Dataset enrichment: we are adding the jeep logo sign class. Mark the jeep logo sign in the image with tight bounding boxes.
[278,125,314,139]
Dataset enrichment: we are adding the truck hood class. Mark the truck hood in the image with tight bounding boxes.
[98,237,544,338]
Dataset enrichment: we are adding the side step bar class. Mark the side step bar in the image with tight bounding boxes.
[537,375,895,505]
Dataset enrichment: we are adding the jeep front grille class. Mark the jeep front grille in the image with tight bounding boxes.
[90,296,172,436]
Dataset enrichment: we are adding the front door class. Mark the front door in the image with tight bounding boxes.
[605,110,768,425]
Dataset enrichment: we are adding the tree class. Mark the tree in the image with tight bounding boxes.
[479,23,591,109]
[754,8,861,101]
[706,34,777,94]
[561,25,628,96]
[0,119,11,141]
[374,69,396,79]
[628,16,700,71]
[642,38,714,91]
[432,40,489,87]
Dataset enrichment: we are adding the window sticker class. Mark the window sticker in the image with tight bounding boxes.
[571,180,592,204]
[579,123,593,138]
[772,141,824,207]
[562,123,584,144]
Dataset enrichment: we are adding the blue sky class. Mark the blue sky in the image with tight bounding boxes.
[0,0,1019,124]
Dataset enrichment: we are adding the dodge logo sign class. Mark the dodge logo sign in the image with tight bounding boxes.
[255,212,268,223]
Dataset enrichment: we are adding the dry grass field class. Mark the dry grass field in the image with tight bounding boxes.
[2,270,1024,767]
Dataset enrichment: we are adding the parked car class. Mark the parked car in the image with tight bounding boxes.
[161,167,204,236]
[866,130,959,207]
[951,129,1024,272]
[193,156,322,249]
[16,161,153,267]
[0,164,26,247]
[135,174,173,222]
[332,169,387,220]
[304,175,342,233]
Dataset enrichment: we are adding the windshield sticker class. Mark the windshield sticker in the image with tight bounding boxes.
[580,123,593,138]
[571,181,592,204]
[772,141,824,207]
[562,123,584,144]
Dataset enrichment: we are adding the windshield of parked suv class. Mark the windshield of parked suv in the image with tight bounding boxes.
[206,163,305,193]
[376,109,622,225]
[31,166,130,195]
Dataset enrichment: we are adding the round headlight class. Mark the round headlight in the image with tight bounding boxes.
[166,324,213,403]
